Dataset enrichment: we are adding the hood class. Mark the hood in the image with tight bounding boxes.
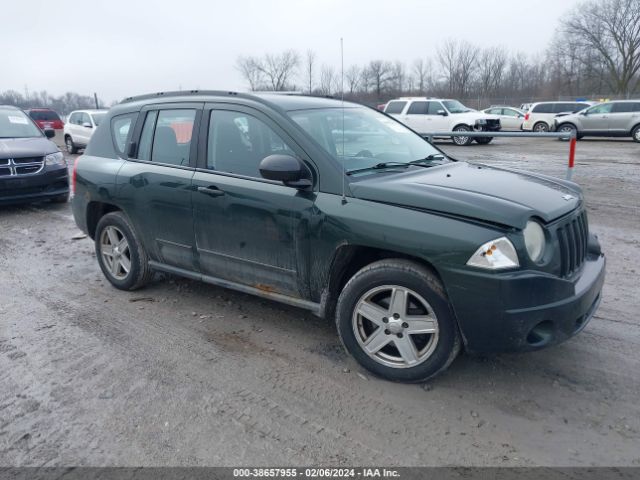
[350,162,582,229]
[0,137,59,158]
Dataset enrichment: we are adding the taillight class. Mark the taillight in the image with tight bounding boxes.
[524,113,530,121]
[71,156,79,196]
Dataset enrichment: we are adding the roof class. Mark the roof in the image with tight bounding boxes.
[0,105,20,110]
[118,90,360,112]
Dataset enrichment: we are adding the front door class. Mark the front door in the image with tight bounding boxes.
[426,101,449,132]
[117,104,202,271]
[581,103,613,133]
[191,105,315,298]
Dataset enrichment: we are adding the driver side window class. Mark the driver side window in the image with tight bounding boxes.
[207,110,295,178]
[587,104,613,114]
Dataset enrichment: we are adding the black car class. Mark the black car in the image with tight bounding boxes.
[0,105,69,205]
[71,91,604,382]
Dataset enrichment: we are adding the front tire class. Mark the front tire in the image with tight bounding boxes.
[632,125,640,143]
[557,123,577,141]
[95,212,153,291]
[65,136,78,154]
[475,137,493,145]
[451,125,473,146]
[336,259,461,382]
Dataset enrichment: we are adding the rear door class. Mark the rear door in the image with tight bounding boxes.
[117,103,202,270]
[609,102,640,134]
[191,104,316,297]
[402,101,429,133]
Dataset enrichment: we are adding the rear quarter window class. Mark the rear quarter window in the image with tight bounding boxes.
[385,101,407,114]
[110,113,137,156]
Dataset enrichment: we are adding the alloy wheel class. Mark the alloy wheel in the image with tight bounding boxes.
[100,226,132,280]
[352,285,440,368]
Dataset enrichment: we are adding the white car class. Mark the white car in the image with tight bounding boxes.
[63,109,107,154]
[521,101,593,132]
[482,106,525,130]
[384,97,501,145]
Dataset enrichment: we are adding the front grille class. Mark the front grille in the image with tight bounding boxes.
[482,119,501,131]
[557,210,589,277]
[0,156,44,177]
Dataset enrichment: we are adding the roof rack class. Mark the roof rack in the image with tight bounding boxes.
[119,90,244,104]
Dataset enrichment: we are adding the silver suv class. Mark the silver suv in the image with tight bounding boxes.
[554,101,640,142]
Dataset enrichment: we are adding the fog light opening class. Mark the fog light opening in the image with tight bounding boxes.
[527,320,554,347]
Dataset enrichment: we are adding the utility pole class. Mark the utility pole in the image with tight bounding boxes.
[94,92,99,109]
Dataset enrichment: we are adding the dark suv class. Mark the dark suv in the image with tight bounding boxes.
[1,105,69,205]
[71,91,605,382]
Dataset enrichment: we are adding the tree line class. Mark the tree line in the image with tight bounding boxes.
[0,89,103,115]
[236,0,640,107]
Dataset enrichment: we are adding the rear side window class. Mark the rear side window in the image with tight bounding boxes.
[407,101,428,115]
[612,102,640,113]
[137,109,196,166]
[532,104,553,114]
[110,113,137,156]
[385,101,407,114]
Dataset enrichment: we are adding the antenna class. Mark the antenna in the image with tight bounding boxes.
[341,37,347,205]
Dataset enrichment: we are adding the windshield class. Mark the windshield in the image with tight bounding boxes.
[91,113,106,126]
[0,108,43,138]
[442,100,471,114]
[288,107,447,174]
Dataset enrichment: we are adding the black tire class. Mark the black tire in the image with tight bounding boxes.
[94,211,154,291]
[632,125,640,143]
[475,137,493,145]
[557,123,577,141]
[65,136,78,154]
[452,125,473,146]
[533,122,549,133]
[335,259,461,383]
[51,193,69,204]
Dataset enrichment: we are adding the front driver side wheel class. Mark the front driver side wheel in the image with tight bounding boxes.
[336,259,461,382]
[632,125,640,143]
[95,212,153,290]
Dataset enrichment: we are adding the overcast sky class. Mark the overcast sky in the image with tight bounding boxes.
[4,0,582,103]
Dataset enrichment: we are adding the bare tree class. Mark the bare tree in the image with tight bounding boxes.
[437,39,480,97]
[345,65,361,94]
[236,56,263,91]
[304,50,317,94]
[412,59,431,94]
[392,61,406,93]
[319,65,336,96]
[561,0,640,95]
[365,60,394,98]
[477,47,508,96]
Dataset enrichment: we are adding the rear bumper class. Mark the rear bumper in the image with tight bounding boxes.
[0,166,69,205]
[441,252,605,353]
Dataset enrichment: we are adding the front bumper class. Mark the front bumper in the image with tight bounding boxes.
[0,165,69,205]
[441,250,605,353]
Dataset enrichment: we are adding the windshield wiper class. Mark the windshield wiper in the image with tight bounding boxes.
[346,157,444,175]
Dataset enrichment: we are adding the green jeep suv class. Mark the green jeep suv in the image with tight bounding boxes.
[71,91,605,382]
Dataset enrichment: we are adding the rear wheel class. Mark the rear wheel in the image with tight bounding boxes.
[632,125,640,143]
[475,137,493,145]
[95,212,153,290]
[452,125,473,146]
[336,259,461,382]
[65,136,78,154]
[533,122,549,133]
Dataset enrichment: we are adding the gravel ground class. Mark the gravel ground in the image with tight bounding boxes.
[0,134,638,466]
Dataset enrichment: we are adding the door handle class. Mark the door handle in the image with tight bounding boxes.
[197,185,225,197]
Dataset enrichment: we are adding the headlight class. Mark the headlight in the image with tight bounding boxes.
[45,151,65,166]
[523,220,546,262]
[466,237,519,270]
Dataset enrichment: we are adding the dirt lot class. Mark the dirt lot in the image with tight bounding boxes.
[0,135,639,466]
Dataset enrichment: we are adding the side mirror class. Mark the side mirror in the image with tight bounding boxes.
[437,109,448,116]
[43,128,55,139]
[83,122,93,128]
[259,154,311,188]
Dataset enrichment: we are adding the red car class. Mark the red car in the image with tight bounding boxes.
[25,108,65,130]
